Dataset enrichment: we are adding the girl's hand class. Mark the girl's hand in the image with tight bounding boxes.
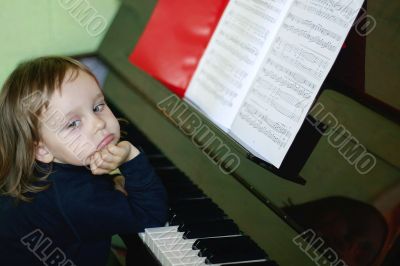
[89,141,140,175]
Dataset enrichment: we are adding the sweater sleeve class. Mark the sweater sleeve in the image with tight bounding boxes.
[59,150,168,241]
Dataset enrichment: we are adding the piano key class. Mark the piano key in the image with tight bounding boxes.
[193,236,255,251]
[220,261,279,265]
[155,169,191,182]
[169,210,227,226]
[167,190,207,203]
[171,200,221,213]
[178,220,241,239]
[204,248,267,265]
[169,198,216,210]
[170,203,225,219]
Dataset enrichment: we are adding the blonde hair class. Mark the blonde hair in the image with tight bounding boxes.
[0,56,107,202]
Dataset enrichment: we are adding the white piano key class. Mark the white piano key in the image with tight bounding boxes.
[163,249,199,259]
[158,240,196,252]
[145,226,179,234]
[153,234,185,246]
[157,238,196,262]
[144,226,178,244]
[149,230,181,241]
[138,232,145,241]
[145,226,180,252]
[163,258,200,266]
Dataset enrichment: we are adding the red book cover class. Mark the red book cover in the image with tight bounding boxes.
[129,0,229,98]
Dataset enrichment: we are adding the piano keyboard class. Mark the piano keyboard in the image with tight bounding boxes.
[112,104,279,266]
[138,162,279,266]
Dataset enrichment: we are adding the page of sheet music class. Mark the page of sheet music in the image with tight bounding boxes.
[231,0,364,167]
[185,0,294,131]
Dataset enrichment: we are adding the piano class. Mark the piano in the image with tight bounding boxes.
[92,1,320,265]
[88,0,400,265]
[108,101,280,265]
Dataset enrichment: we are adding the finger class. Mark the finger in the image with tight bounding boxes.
[100,147,116,163]
[93,152,103,166]
[90,155,110,174]
[92,166,111,175]
[91,152,107,172]
[90,155,100,174]
[107,143,127,157]
[96,160,117,172]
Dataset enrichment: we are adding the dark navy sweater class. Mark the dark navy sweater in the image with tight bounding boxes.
[0,150,168,266]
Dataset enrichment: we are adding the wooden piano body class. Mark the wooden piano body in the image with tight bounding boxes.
[97,1,400,265]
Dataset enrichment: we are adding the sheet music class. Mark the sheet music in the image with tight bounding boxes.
[231,0,364,167]
[185,0,293,130]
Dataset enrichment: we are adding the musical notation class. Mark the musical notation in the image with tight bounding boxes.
[281,23,336,52]
[238,102,290,149]
[227,7,272,39]
[259,68,313,99]
[208,50,249,82]
[307,0,359,21]
[286,13,341,42]
[220,29,260,57]
[250,78,307,122]
[271,37,328,81]
[264,58,317,91]
[185,0,364,167]
[235,0,284,22]
[292,0,350,27]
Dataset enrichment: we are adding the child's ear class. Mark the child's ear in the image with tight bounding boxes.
[34,141,54,163]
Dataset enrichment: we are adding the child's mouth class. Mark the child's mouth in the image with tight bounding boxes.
[97,134,115,150]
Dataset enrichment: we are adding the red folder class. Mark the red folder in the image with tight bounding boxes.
[129,0,229,97]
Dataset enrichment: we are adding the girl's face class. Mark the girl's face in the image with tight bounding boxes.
[35,70,120,166]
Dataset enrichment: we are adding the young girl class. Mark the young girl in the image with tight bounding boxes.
[0,56,168,266]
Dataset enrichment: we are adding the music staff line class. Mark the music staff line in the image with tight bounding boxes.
[209,50,249,81]
[292,0,350,27]
[227,8,272,39]
[235,0,282,22]
[270,43,325,81]
[238,110,288,149]
[265,58,317,91]
[249,85,305,123]
[220,29,260,57]
[214,38,254,65]
[286,12,341,41]
[204,58,243,88]
[261,68,313,99]
[281,22,337,52]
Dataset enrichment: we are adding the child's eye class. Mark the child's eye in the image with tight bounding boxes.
[94,103,106,112]
[67,120,80,129]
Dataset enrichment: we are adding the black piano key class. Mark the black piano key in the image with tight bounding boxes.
[193,236,254,251]
[221,261,278,266]
[197,237,263,257]
[166,189,206,203]
[170,201,224,216]
[195,236,268,264]
[155,169,190,182]
[162,179,194,189]
[178,219,240,239]
[204,248,267,264]
[169,208,227,225]
[169,198,216,210]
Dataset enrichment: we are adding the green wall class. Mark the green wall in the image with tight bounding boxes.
[0,0,121,90]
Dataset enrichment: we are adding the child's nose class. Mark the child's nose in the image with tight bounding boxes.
[91,114,106,132]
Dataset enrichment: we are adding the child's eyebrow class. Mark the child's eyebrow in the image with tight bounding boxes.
[94,92,105,100]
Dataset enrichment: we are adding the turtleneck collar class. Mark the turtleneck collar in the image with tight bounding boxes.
[34,160,91,173]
